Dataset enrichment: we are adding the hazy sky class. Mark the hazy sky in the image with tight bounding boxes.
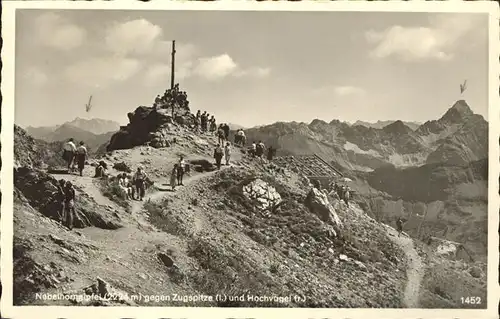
[15,9,489,128]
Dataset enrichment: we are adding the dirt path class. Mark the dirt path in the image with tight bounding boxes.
[385,227,424,308]
[131,165,233,215]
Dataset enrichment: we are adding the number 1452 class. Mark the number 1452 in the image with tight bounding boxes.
[461,296,481,305]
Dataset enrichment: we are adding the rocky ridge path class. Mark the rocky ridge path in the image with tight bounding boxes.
[385,226,424,308]
[43,144,245,301]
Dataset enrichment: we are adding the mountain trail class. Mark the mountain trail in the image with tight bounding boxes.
[385,226,424,308]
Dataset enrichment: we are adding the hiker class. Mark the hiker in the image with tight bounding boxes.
[194,111,201,132]
[55,179,66,224]
[267,146,276,161]
[217,125,225,145]
[224,142,232,165]
[118,173,130,199]
[201,112,208,132]
[329,182,340,199]
[177,155,186,186]
[256,140,265,158]
[133,167,148,201]
[235,129,244,146]
[250,141,257,157]
[344,186,350,207]
[63,138,77,173]
[396,217,405,237]
[126,174,135,200]
[336,184,344,200]
[154,95,161,108]
[63,181,76,230]
[214,144,224,170]
[170,164,178,191]
[75,142,88,177]
[223,123,230,140]
[210,117,217,133]
[94,161,107,178]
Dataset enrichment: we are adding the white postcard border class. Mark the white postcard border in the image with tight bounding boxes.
[1,1,499,319]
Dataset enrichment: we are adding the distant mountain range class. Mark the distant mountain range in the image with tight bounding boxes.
[352,120,421,131]
[24,118,120,153]
[243,100,488,171]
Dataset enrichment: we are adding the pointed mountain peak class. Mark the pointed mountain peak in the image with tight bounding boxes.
[309,119,328,127]
[441,100,474,123]
[382,120,412,134]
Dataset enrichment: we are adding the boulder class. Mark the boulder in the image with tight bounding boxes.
[189,159,216,172]
[107,106,176,151]
[242,179,282,211]
[113,162,132,173]
[304,187,343,228]
[157,252,175,268]
[469,266,482,278]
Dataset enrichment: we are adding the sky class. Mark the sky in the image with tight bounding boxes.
[15,9,490,128]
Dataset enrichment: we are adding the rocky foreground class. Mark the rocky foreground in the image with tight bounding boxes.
[10,97,488,309]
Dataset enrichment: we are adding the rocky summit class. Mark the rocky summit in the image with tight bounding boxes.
[10,96,487,310]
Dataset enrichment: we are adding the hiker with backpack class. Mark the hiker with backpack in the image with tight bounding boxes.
[256,141,265,158]
[75,141,88,177]
[235,129,246,147]
[133,167,148,201]
[214,144,224,170]
[63,181,76,230]
[62,138,77,173]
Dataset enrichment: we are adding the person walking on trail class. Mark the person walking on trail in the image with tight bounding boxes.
[133,167,148,201]
[217,125,225,145]
[256,140,265,158]
[224,142,232,166]
[235,129,246,146]
[223,123,230,140]
[396,217,405,237]
[63,181,76,230]
[250,141,257,157]
[170,164,178,191]
[214,144,224,170]
[75,142,88,177]
[126,174,135,200]
[177,155,186,186]
[63,138,77,173]
[343,187,351,207]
